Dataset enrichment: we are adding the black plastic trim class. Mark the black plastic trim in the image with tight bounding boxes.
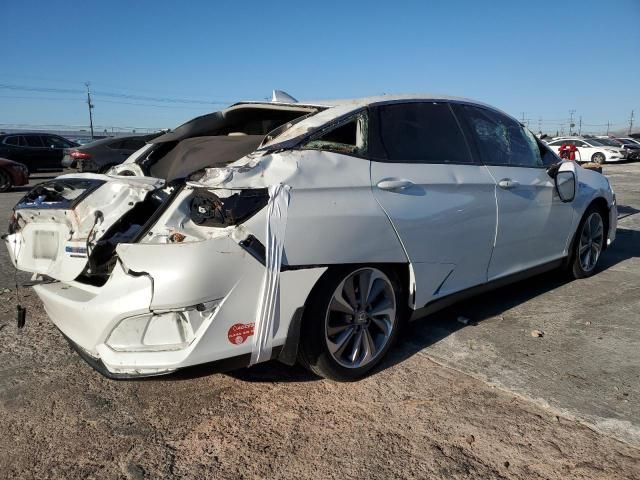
[61,329,283,380]
[410,259,564,321]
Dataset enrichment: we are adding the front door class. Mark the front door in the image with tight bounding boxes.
[455,104,575,280]
[369,102,497,307]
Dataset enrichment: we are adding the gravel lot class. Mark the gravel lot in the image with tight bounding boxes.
[0,165,639,479]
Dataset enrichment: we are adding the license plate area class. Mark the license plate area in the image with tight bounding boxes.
[32,230,59,260]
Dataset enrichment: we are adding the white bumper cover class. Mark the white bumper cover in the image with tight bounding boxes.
[35,235,325,376]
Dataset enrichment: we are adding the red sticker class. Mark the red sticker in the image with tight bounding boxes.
[228,323,254,345]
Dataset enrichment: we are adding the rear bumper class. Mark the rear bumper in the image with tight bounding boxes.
[33,236,326,378]
[61,329,275,379]
[61,156,76,169]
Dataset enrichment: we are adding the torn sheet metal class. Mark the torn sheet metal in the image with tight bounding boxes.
[7,174,164,282]
[250,183,291,365]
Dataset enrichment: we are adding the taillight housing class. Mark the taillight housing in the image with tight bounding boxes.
[70,150,91,160]
[190,188,268,227]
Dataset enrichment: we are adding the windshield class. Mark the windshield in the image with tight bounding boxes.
[594,138,621,147]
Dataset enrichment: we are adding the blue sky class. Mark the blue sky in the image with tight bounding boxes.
[1,0,638,134]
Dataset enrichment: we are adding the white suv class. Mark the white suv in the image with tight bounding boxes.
[5,95,617,381]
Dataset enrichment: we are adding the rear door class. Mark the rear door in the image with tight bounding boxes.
[23,135,49,170]
[369,101,497,307]
[455,104,574,280]
[43,135,73,168]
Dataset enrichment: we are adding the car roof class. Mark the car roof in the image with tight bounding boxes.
[247,94,519,147]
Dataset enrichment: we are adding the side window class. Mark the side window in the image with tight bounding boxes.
[303,112,367,155]
[460,105,543,168]
[24,135,44,148]
[4,136,21,146]
[375,102,472,163]
[533,136,559,166]
[45,136,68,148]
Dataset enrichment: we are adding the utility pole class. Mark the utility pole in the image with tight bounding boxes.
[578,116,582,136]
[85,82,95,140]
[568,109,576,135]
[606,121,610,135]
[629,110,635,135]
[538,117,542,135]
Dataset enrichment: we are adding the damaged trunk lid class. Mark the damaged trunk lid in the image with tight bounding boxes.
[6,174,164,282]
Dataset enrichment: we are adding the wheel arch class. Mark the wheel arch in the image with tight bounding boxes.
[279,261,411,366]
[565,196,611,270]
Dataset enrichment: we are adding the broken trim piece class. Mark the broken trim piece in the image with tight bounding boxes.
[250,183,291,365]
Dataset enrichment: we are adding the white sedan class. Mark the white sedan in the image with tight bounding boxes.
[5,94,617,381]
[546,137,627,163]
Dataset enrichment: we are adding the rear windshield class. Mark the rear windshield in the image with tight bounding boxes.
[16,178,105,210]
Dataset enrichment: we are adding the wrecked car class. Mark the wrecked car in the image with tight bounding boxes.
[4,93,617,381]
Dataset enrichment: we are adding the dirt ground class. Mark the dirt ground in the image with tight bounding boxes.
[1,166,640,479]
[0,294,638,479]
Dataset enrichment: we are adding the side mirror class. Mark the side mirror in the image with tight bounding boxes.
[555,170,576,202]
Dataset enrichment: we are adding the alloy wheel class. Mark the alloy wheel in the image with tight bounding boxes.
[324,268,396,369]
[578,212,604,272]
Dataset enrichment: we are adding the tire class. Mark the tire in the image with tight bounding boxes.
[591,152,606,164]
[99,164,115,174]
[0,169,12,192]
[569,206,606,279]
[298,265,404,381]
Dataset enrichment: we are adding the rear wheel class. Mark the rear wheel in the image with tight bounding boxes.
[569,207,605,279]
[591,152,606,164]
[299,266,403,381]
[0,170,12,192]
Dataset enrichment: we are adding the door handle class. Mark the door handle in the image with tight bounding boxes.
[498,178,520,189]
[377,179,415,191]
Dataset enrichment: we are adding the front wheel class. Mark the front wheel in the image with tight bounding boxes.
[591,152,606,164]
[569,207,606,279]
[0,170,13,192]
[298,266,403,381]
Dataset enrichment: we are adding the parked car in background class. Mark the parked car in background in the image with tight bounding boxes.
[594,136,640,160]
[545,136,627,164]
[62,134,161,172]
[618,137,640,147]
[0,157,29,192]
[5,94,617,381]
[0,133,78,172]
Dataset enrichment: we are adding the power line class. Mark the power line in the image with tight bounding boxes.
[0,82,232,105]
[0,93,215,110]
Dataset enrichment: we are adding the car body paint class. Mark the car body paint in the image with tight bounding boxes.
[5,96,618,378]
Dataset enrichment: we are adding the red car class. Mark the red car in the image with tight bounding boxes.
[0,157,29,192]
